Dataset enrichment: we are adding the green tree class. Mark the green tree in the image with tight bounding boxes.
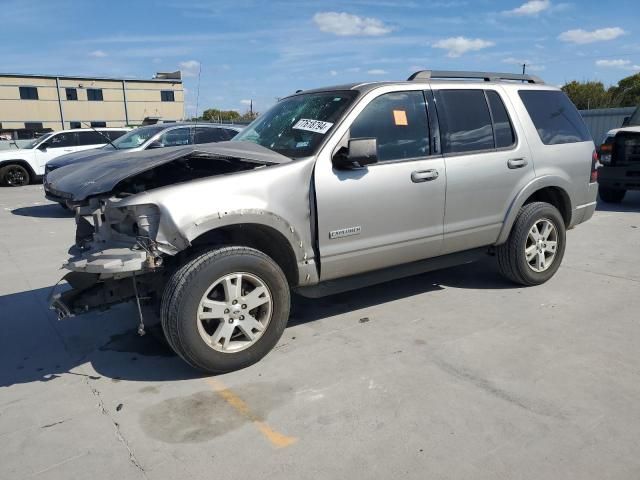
[200,108,241,123]
[561,73,640,110]
[561,80,611,109]
[608,73,640,107]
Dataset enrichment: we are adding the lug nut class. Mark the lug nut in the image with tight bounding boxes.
[240,315,245,321]
[228,319,234,324]
[241,304,247,309]
[224,308,230,314]
[232,300,238,305]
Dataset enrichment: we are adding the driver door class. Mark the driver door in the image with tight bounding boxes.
[314,90,446,281]
[35,132,77,172]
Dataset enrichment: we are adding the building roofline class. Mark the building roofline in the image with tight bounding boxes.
[0,72,182,83]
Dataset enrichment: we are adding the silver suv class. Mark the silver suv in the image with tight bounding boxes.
[47,70,598,374]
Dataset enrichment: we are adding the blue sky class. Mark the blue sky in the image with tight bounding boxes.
[2,0,639,116]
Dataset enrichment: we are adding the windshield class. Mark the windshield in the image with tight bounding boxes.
[233,91,358,158]
[111,125,165,149]
[23,132,54,149]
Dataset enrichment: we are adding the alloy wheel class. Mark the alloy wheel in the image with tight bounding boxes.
[196,272,273,353]
[525,218,558,273]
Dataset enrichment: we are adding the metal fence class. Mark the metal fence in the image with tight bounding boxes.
[579,107,636,143]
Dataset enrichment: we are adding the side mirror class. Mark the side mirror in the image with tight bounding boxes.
[621,116,631,127]
[147,141,163,149]
[332,138,378,169]
[38,142,49,151]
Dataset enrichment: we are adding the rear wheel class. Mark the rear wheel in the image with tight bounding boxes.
[497,202,566,286]
[598,185,626,204]
[161,246,290,373]
[0,164,30,186]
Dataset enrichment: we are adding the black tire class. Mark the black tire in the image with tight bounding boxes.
[0,164,30,186]
[598,185,626,204]
[161,246,290,374]
[496,202,566,286]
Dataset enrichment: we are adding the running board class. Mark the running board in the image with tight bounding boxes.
[295,248,486,298]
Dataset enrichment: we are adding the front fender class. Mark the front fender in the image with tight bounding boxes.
[496,175,573,245]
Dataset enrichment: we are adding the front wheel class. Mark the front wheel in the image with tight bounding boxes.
[598,185,626,204]
[161,246,290,373]
[0,164,30,186]
[496,202,566,286]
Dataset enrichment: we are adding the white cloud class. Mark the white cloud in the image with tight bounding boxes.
[240,99,252,105]
[89,50,107,58]
[179,60,200,77]
[329,70,338,76]
[558,27,626,44]
[313,12,392,36]
[595,59,640,71]
[366,68,388,75]
[432,37,494,57]
[504,0,551,16]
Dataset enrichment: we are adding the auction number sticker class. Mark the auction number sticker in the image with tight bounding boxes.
[292,118,334,134]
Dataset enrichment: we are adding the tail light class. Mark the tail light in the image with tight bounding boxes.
[590,149,598,183]
[599,143,612,165]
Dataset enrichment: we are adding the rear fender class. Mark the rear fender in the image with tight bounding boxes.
[496,175,573,245]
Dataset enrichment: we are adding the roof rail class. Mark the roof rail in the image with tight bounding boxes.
[407,70,544,84]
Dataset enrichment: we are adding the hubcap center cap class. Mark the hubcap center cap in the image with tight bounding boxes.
[228,305,242,319]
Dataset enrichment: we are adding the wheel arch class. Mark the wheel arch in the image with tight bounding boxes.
[0,159,37,180]
[496,177,573,245]
[184,221,307,287]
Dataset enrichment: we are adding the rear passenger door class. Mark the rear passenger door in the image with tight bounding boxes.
[433,87,535,254]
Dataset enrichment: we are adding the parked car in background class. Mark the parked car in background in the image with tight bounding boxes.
[48,70,597,374]
[44,123,243,175]
[597,106,640,203]
[44,123,243,206]
[0,128,129,186]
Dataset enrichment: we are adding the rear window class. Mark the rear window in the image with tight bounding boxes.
[519,90,591,145]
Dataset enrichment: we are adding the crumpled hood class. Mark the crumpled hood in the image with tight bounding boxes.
[46,146,112,169]
[45,141,291,201]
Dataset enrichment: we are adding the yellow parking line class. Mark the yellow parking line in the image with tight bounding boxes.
[205,377,297,448]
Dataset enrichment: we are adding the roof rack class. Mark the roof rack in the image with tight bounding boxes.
[407,70,544,84]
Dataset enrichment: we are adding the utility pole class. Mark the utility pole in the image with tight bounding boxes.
[250,99,253,118]
[522,63,526,75]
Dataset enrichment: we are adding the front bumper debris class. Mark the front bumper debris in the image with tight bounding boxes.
[65,246,150,274]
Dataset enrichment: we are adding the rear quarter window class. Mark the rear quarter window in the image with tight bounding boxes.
[519,90,591,145]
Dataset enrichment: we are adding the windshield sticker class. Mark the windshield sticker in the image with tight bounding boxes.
[293,119,334,134]
[393,110,408,126]
[296,141,310,148]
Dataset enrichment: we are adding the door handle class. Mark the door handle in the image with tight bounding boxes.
[507,158,528,169]
[411,169,439,183]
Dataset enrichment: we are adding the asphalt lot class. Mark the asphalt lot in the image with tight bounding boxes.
[1,184,639,480]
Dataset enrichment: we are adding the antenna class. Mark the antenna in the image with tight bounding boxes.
[192,62,202,143]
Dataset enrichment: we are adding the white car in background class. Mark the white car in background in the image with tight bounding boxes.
[0,128,129,186]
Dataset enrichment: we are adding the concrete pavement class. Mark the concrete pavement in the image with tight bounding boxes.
[1,185,639,479]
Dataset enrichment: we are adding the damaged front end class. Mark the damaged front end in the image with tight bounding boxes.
[50,198,169,322]
[47,142,290,323]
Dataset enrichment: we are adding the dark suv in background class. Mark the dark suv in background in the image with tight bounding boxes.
[597,106,640,203]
